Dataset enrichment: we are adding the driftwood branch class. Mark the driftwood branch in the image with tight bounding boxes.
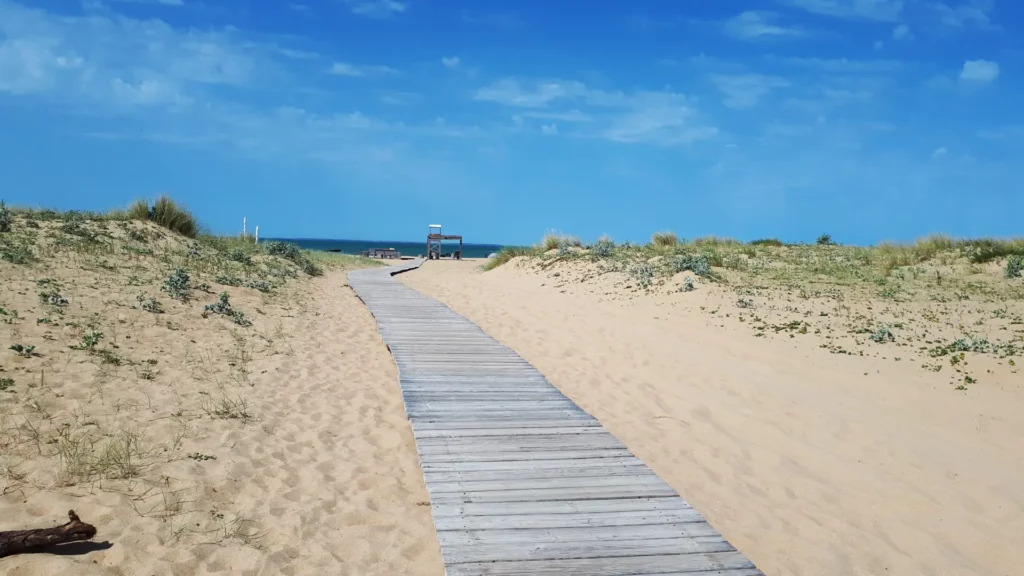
[0,510,97,558]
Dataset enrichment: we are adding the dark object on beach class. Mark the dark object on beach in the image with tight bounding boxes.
[327,249,343,253]
[0,510,98,558]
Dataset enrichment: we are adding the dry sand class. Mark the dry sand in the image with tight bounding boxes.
[400,258,1024,576]
[1,217,443,575]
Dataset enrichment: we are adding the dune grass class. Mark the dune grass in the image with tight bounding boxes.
[539,230,581,251]
[129,196,200,238]
[651,231,678,248]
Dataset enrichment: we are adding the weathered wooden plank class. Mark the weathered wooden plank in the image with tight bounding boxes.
[431,497,690,518]
[441,536,732,564]
[428,484,680,504]
[433,508,704,531]
[435,522,724,545]
[347,260,762,576]
[444,551,758,576]
[423,464,655,483]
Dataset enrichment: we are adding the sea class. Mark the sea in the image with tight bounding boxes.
[270,238,505,259]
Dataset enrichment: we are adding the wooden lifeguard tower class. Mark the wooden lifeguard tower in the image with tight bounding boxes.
[427,224,463,260]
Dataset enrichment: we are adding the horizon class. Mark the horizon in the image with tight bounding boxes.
[2,0,1022,246]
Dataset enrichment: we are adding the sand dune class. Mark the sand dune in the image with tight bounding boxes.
[1,216,442,575]
[400,258,1024,576]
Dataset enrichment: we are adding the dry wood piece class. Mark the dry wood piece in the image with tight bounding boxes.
[0,510,98,558]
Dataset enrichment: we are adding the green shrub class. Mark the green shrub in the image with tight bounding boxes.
[0,201,11,233]
[816,233,836,246]
[672,253,711,277]
[1006,255,1024,279]
[750,238,783,247]
[161,269,191,301]
[202,292,252,326]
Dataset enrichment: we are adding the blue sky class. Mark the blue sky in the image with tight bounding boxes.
[1,0,1021,245]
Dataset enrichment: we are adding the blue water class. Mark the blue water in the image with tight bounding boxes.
[270,238,504,259]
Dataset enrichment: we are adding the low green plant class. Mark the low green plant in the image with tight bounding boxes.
[673,253,712,277]
[137,293,164,314]
[1006,254,1024,279]
[816,233,836,246]
[9,344,35,357]
[870,326,896,343]
[73,330,104,351]
[228,248,253,265]
[630,263,654,289]
[0,378,13,391]
[482,246,533,271]
[161,269,191,301]
[0,243,32,264]
[682,277,696,292]
[39,290,69,306]
[202,292,253,326]
[750,238,784,247]
[591,237,615,258]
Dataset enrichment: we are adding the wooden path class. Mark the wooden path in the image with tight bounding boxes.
[349,260,763,576]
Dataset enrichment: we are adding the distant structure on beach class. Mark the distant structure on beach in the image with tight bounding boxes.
[360,247,402,259]
[427,224,463,260]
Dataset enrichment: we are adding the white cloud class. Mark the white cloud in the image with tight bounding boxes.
[441,56,460,68]
[724,11,803,39]
[960,59,999,82]
[771,56,903,72]
[475,78,716,146]
[517,110,592,123]
[892,24,910,39]
[934,1,994,28]
[344,0,406,18]
[328,62,398,76]
[780,0,904,21]
[712,74,790,108]
[474,79,586,107]
[540,124,558,135]
[932,146,948,157]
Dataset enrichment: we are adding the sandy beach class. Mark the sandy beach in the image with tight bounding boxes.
[1,212,443,575]
[400,257,1024,576]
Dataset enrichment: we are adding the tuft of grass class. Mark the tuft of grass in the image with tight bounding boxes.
[750,238,784,247]
[482,246,534,271]
[129,196,199,238]
[651,231,678,248]
[539,231,581,251]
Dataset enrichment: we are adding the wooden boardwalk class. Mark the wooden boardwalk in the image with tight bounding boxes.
[349,260,764,576]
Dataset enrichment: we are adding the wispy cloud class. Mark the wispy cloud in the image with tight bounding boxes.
[779,0,904,21]
[723,11,803,40]
[441,56,460,68]
[343,0,407,18]
[934,1,995,28]
[712,74,790,108]
[474,78,716,146]
[892,24,910,39]
[328,61,399,76]
[960,59,999,82]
